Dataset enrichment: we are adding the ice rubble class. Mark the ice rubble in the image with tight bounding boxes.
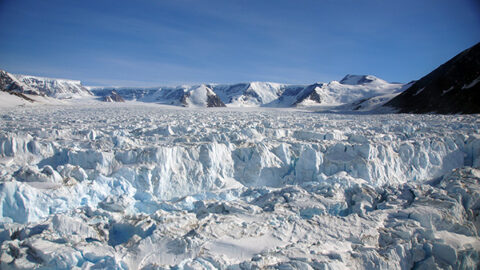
[0,104,479,269]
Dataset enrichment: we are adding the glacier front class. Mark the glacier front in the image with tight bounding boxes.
[0,104,479,269]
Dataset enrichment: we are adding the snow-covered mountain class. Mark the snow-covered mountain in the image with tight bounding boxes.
[2,68,405,109]
[0,70,92,99]
[184,84,226,107]
[339,80,416,112]
[271,83,322,107]
[0,70,42,96]
[210,76,404,107]
[91,75,405,108]
[15,74,93,99]
[212,82,287,106]
[290,76,404,107]
[340,74,386,85]
[143,84,226,107]
[93,84,226,107]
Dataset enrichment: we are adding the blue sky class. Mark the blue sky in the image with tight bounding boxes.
[0,0,479,86]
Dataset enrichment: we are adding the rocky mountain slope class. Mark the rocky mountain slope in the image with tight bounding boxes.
[14,74,93,99]
[0,70,41,96]
[384,42,480,114]
[0,70,92,99]
[103,90,125,102]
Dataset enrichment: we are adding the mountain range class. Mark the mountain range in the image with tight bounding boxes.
[1,42,479,113]
[90,75,404,108]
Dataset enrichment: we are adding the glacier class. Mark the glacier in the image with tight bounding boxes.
[0,103,479,269]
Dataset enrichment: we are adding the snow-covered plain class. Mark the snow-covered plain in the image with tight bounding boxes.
[0,103,479,269]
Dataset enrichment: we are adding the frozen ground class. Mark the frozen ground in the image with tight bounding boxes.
[0,103,479,269]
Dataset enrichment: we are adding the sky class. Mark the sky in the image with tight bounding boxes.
[0,0,479,87]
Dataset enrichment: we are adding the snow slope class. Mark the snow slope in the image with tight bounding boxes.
[339,81,416,112]
[0,91,72,108]
[0,91,35,108]
[311,76,403,106]
[0,104,479,269]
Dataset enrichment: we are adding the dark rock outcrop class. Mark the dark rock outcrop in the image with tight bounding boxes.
[293,83,323,106]
[1,70,37,102]
[0,70,40,96]
[384,42,480,114]
[206,91,226,107]
[103,90,125,102]
[0,70,21,92]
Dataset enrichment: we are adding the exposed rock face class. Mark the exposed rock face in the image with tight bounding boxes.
[0,69,92,99]
[0,70,20,91]
[384,42,480,114]
[0,70,40,95]
[293,83,324,106]
[0,70,38,102]
[103,90,125,102]
[206,90,226,107]
[180,91,190,106]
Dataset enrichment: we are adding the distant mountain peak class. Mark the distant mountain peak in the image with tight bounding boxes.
[340,74,384,85]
